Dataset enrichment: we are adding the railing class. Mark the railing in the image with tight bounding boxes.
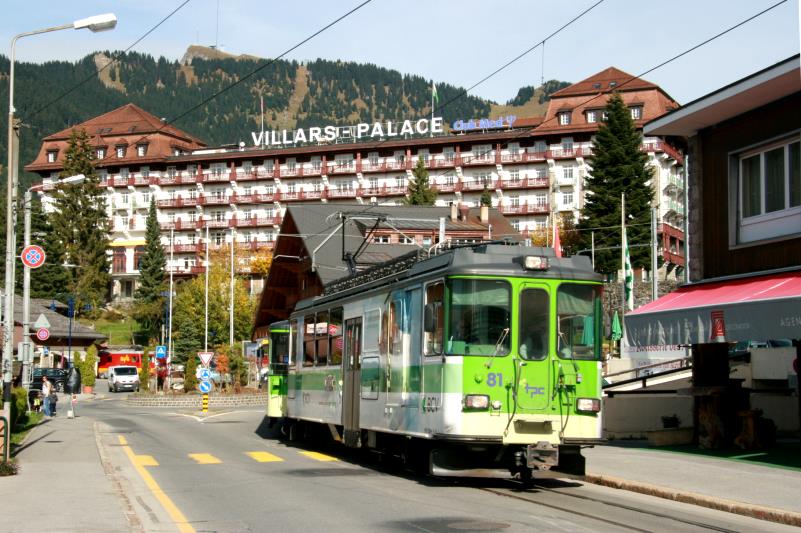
[427,157,458,169]
[166,243,202,254]
[280,166,304,177]
[361,160,408,173]
[360,185,407,197]
[198,219,230,229]
[495,177,549,190]
[156,196,200,208]
[303,189,327,200]
[327,164,357,175]
[243,240,275,251]
[498,203,550,215]
[159,219,199,231]
[198,195,230,206]
[461,180,493,192]
[231,193,278,204]
[433,181,461,193]
[234,169,273,182]
[327,188,360,199]
[228,216,276,228]
[201,172,231,184]
[642,141,684,164]
[460,155,495,166]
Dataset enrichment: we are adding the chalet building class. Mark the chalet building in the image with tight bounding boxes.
[26,67,685,303]
[627,55,801,447]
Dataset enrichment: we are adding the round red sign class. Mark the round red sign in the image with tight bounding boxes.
[21,245,46,269]
[36,327,50,341]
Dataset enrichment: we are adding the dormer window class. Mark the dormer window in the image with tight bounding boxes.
[116,146,126,158]
[46,150,58,163]
[96,148,105,159]
[586,110,597,124]
[136,144,148,157]
[630,106,643,120]
[558,112,572,126]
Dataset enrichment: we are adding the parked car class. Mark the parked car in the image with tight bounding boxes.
[108,365,140,392]
[31,367,68,392]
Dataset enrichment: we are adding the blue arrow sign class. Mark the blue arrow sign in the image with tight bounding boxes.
[199,380,212,393]
[198,368,212,381]
[155,345,167,359]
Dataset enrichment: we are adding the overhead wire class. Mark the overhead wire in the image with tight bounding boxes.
[28,0,194,120]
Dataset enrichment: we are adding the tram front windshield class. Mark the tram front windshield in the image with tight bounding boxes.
[270,331,290,367]
[556,283,601,360]
[447,279,510,356]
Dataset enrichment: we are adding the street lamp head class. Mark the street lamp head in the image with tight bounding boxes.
[61,173,86,185]
[73,13,117,33]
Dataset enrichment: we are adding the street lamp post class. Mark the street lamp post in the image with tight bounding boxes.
[2,15,117,441]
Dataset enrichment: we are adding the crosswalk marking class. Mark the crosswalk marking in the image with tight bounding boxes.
[299,451,338,462]
[246,451,284,463]
[189,453,222,464]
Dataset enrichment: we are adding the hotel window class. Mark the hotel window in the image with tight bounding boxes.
[188,190,197,199]
[141,166,150,179]
[368,152,379,167]
[558,112,571,125]
[167,166,177,178]
[400,236,415,244]
[312,181,322,192]
[287,183,296,194]
[336,156,352,169]
[510,194,520,207]
[189,212,197,223]
[474,144,491,161]
[266,231,275,242]
[586,110,597,124]
[477,172,492,186]
[373,235,390,244]
[244,186,252,195]
[243,209,252,220]
[120,193,129,205]
[116,146,126,158]
[508,143,521,156]
[213,232,224,245]
[395,152,406,165]
[561,137,574,152]
[533,194,547,207]
[563,166,574,180]
[511,219,520,231]
[141,192,151,205]
[312,159,321,171]
[630,107,643,120]
[96,148,106,159]
[136,144,148,157]
[445,175,454,186]
[510,169,520,182]
[533,140,547,153]
[265,208,275,218]
[214,211,224,222]
[265,184,274,195]
[168,213,175,223]
[562,192,574,207]
[98,169,108,183]
[395,176,405,188]
[369,178,378,190]
[287,160,297,173]
[242,161,252,174]
[120,216,128,229]
[47,151,57,163]
[734,136,801,244]
[120,168,130,179]
[418,150,429,164]
[443,147,455,162]
[187,164,196,176]
[211,163,225,177]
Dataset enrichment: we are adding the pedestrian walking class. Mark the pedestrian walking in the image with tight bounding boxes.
[42,376,53,417]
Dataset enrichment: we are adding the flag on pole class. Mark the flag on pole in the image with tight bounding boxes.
[431,80,439,107]
[553,220,562,258]
[622,196,634,311]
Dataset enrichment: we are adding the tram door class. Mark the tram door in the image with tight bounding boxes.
[342,317,362,447]
[516,284,551,411]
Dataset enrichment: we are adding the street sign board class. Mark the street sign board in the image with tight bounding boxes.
[155,345,167,359]
[33,313,51,329]
[198,351,214,367]
[198,367,212,381]
[36,328,50,341]
[21,245,46,269]
[199,379,212,393]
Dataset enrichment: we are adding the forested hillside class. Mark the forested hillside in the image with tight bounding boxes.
[0,46,569,188]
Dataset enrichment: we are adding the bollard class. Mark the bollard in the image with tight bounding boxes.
[202,394,209,415]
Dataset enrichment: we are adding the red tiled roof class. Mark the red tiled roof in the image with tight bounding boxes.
[551,67,659,98]
[43,103,205,145]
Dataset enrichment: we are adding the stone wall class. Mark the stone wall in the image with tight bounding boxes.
[126,393,268,408]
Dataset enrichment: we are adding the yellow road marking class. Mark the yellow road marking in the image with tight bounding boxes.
[246,451,284,463]
[189,453,222,464]
[300,451,338,462]
[135,455,159,467]
[117,435,195,533]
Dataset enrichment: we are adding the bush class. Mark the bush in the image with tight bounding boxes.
[0,460,18,476]
[139,350,151,392]
[83,345,98,387]
[184,357,197,393]
[1,387,30,430]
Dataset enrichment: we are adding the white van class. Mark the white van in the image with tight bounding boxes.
[108,366,140,392]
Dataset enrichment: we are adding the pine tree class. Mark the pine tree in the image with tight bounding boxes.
[480,185,493,207]
[404,158,437,206]
[26,198,71,298]
[578,93,653,275]
[133,200,166,342]
[49,129,111,316]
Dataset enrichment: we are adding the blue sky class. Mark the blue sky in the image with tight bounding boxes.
[1,0,798,106]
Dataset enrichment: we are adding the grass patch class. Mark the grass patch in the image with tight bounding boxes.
[79,316,144,345]
[10,411,43,448]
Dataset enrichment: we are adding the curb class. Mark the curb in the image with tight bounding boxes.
[93,421,144,533]
[584,473,801,527]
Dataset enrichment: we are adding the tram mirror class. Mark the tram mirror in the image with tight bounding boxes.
[424,303,436,332]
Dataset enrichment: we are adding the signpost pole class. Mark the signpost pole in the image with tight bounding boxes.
[21,188,32,393]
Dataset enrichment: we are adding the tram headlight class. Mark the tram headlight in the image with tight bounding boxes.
[523,256,549,270]
[463,394,490,410]
[576,397,601,413]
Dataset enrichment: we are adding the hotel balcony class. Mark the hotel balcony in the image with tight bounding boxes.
[157,196,200,208]
[498,203,550,215]
[327,187,360,199]
[159,219,199,231]
[198,218,230,229]
[165,243,203,254]
[642,141,684,164]
[198,194,230,206]
[280,166,305,178]
[243,240,275,251]
[433,181,461,193]
[460,155,495,167]
[361,160,409,174]
[360,185,407,197]
[495,177,549,190]
[234,168,273,182]
[229,216,276,228]
[460,180,493,192]
[230,193,278,204]
[327,164,357,175]
[158,173,198,186]
[427,157,458,169]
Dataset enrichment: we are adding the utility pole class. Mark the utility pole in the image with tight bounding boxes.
[21,189,32,392]
[651,206,658,301]
[229,227,235,347]
[204,225,209,351]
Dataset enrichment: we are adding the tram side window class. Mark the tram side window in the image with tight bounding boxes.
[424,282,444,355]
[389,301,403,356]
[364,309,380,352]
[316,310,329,366]
[329,308,343,365]
[303,314,315,366]
[290,319,298,366]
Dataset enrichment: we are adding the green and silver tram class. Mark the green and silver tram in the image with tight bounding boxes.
[271,243,604,480]
[263,321,291,420]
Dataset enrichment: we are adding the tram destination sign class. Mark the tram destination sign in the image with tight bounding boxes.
[251,116,444,148]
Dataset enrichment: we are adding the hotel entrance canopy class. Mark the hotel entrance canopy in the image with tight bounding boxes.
[625,270,801,346]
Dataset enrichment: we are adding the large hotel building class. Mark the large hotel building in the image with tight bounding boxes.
[26,67,685,302]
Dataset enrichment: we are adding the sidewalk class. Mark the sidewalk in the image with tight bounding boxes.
[0,408,133,533]
[583,439,801,527]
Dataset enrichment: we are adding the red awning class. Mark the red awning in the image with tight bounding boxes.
[625,270,801,346]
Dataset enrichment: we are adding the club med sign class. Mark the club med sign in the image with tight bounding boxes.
[251,117,444,147]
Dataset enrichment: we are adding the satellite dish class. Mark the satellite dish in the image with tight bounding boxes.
[238,141,245,151]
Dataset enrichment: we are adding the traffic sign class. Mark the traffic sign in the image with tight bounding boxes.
[21,245,46,269]
[155,345,167,359]
[198,351,214,367]
[33,313,51,329]
[199,380,212,393]
[198,367,212,381]
[36,328,50,341]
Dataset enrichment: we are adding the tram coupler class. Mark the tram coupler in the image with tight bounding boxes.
[524,441,559,470]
